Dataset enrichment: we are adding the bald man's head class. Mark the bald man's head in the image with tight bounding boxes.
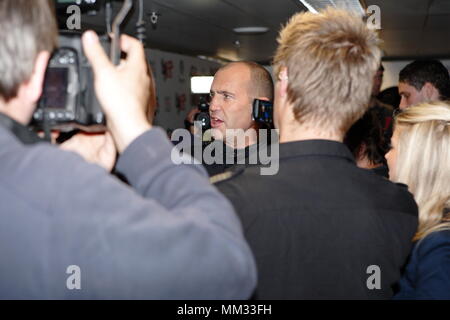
[209,61,274,147]
[220,61,274,102]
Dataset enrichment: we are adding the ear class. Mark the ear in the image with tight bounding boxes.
[277,67,289,99]
[21,51,51,104]
[422,82,440,101]
[357,143,367,160]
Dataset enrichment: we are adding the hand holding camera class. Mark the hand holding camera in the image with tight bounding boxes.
[82,31,152,153]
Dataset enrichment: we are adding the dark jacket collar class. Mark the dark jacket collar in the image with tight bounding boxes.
[278,139,355,163]
[0,112,43,145]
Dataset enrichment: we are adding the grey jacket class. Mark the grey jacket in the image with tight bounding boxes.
[0,123,256,299]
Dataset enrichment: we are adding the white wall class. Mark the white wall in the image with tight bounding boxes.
[381,60,450,91]
[146,49,222,132]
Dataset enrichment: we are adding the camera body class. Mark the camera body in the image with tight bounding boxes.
[252,99,274,128]
[31,32,109,132]
[194,99,211,131]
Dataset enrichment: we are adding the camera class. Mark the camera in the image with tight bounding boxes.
[32,0,135,133]
[194,99,211,131]
[31,32,109,132]
[252,99,274,128]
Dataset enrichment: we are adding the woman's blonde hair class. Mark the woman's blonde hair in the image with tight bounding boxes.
[393,101,450,241]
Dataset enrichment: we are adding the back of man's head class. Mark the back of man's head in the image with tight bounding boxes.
[273,8,381,134]
[0,0,58,102]
[399,60,450,100]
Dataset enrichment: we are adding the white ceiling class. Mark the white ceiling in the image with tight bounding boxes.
[70,0,450,63]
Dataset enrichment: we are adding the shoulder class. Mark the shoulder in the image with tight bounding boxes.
[416,230,450,259]
[210,165,246,185]
[212,165,262,211]
[1,141,110,207]
[373,171,418,216]
[212,164,263,193]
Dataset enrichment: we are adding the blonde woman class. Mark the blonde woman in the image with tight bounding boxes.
[386,102,450,299]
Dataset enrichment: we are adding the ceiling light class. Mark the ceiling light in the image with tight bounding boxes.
[233,27,269,35]
[298,0,365,16]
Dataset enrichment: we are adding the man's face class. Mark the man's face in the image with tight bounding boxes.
[209,64,254,141]
[398,82,426,109]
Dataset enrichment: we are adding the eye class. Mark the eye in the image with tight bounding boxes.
[223,94,232,100]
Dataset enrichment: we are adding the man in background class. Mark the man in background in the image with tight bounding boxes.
[182,61,274,176]
[399,60,450,109]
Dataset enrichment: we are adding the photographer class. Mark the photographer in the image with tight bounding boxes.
[0,0,256,299]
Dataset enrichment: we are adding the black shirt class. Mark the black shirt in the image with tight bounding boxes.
[217,139,418,299]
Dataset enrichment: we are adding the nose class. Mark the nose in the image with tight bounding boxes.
[209,95,221,113]
[399,97,408,109]
[385,149,391,161]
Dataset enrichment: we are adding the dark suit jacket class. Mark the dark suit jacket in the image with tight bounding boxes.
[394,229,450,300]
[217,139,418,299]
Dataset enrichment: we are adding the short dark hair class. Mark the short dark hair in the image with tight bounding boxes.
[245,61,274,102]
[399,60,450,100]
[344,108,388,165]
[220,61,274,101]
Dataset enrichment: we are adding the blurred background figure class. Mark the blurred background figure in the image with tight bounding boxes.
[369,64,395,147]
[386,102,450,299]
[344,109,389,178]
[184,106,200,135]
[398,60,450,109]
[378,86,401,111]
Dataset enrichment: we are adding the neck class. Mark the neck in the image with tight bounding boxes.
[0,99,32,125]
[224,133,257,149]
[279,121,343,144]
[356,156,382,170]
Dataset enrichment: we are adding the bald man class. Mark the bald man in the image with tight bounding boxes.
[209,61,274,148]
[188,61,274,176]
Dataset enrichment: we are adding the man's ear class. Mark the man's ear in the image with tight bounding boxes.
[22,51,51,104]
[277,67,289,98]
[422,82,440,101]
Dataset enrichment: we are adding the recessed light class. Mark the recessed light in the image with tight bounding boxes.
[233,27,269,35]
[298,0,365,16]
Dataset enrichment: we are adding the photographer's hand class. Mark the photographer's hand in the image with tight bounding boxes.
[82,31,152,153]
[61,132,117,172]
